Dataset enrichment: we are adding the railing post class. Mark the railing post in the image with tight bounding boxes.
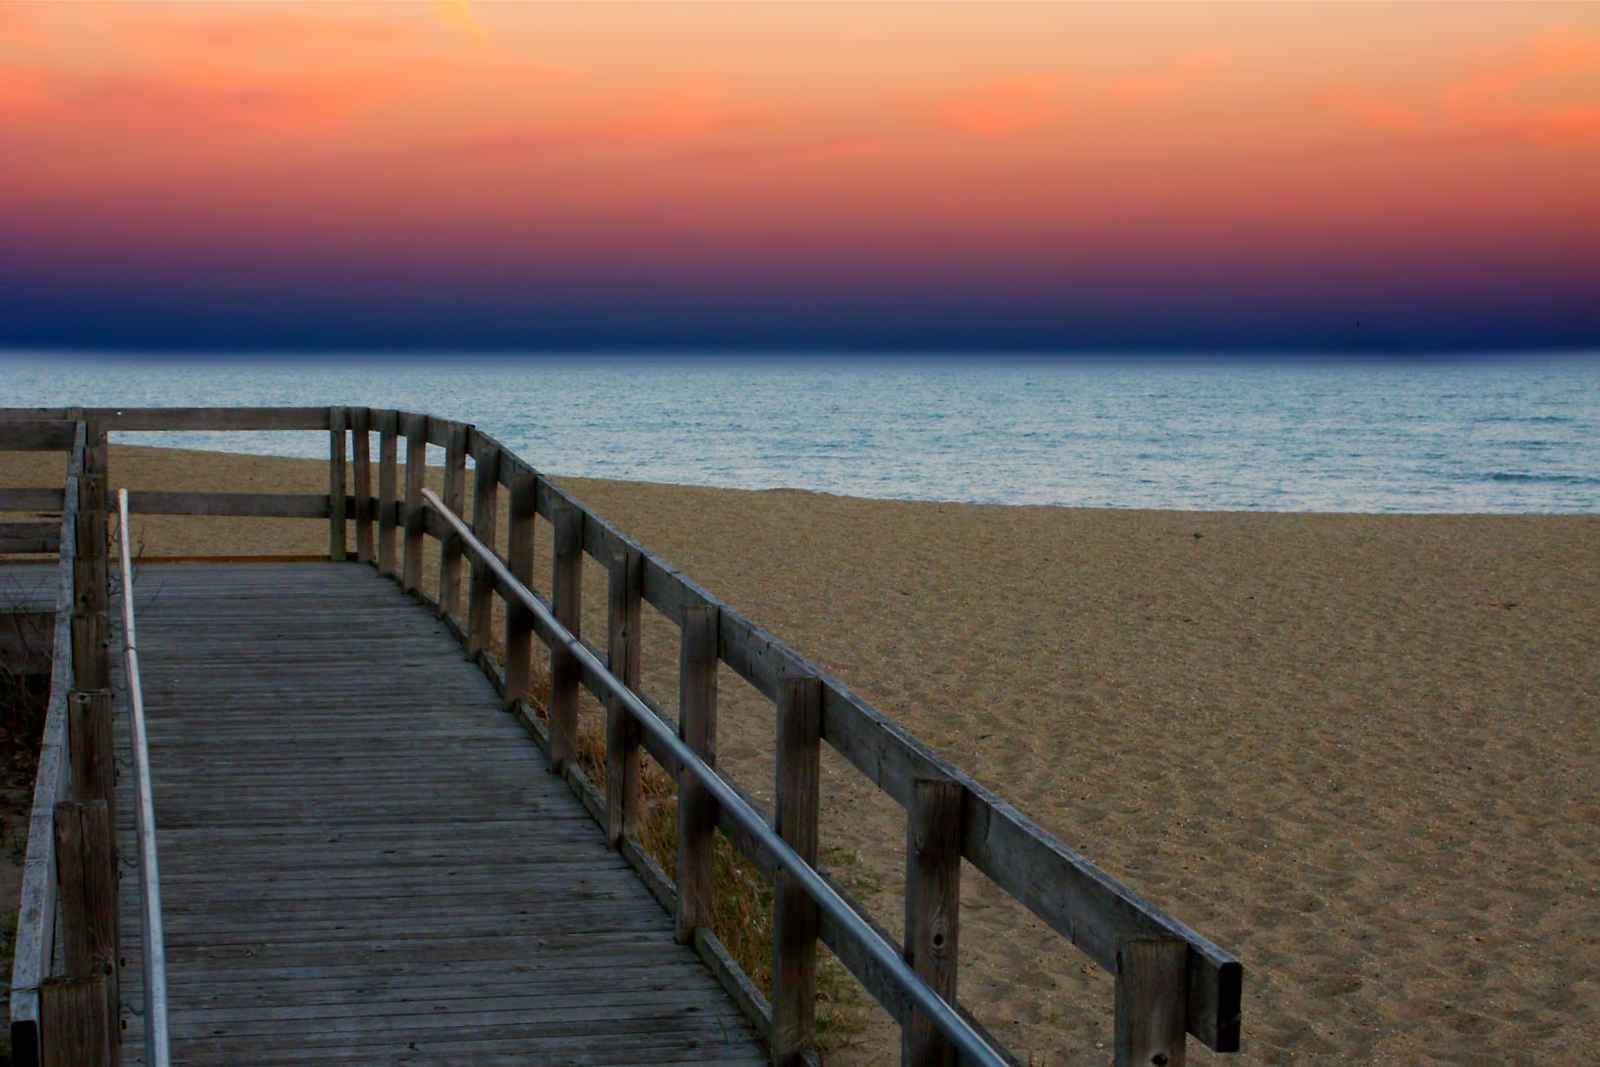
[465,438,500,660]
[351,407,374,564]
[504,472,536,712]
[903,776,964,1067]
[675,604,718,945]
[437,423,469,621]
[377,411,399,578]
[53,798,118,1065]
[548,499,583,773]
[605,548,643,848]
[772,675,822,1066]
[73,422,109,691]
[68,689,115,820]
[328,406,347,562]
[402,414,426,594]
[39,975,113,1067]
[1115,938,1189,1067]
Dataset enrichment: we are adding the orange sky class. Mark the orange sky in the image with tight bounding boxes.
[2,2,1597,350]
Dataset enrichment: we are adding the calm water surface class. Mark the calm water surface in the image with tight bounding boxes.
[4,353,1597,513]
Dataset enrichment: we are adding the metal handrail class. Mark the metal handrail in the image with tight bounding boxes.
[116,488,171,1067]
[422,487,1009,1067]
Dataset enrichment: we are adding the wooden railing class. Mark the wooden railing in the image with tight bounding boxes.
[3,416,122,1066]
[1,406,1244,1066]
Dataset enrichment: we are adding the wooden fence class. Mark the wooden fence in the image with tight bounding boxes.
[3,416,121,1066]
[2,405,1243,1066]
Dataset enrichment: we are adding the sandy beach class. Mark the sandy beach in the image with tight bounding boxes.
[4,443,1596,1065]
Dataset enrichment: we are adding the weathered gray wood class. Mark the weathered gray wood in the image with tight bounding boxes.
[377,411,399,578]
[113,560,764,1064]
[0,419,77,451]
[0,487,66,511]
[115,490,334,518]
[605,549,643,849]
[39,975,113,1067]
[68,690,115,815]
[548,499,583,774]
[503,472,536,712]
[328,406,347,561]
[903,777,963,1067]
[675,604,718,946]
[402,414,426,593]
[437,422,468,621]
[0,520,59,553]
[1116,938,1189,1067]
[76,406,328,431]
[72,472,107,692]
[773,675,822,1066]
[466,440,500,659]
[8,432,80,1055]
[53,800,119,1039]
[350,408,374,563]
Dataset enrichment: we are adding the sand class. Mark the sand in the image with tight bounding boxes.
[4,443,1596,1065]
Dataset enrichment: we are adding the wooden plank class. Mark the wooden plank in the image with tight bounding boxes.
[402,413,426,593]
[72,470,107,692]
[39,975,113,1067]
[503,472,536,712]
[83,406,329,431]
[68,690,115,816]
[328,406,347,562]
[1115,938,1189,1067]
[53,800,118,987]
[377,410,398,578]
[0,487,65,511]
[772,676,822,1067]
[675,604,718,945]
[350,407,374,563]
[0,521,59,554]
[0,419,77,451]
[436,422,468,621]
[548,498,583,774]
[903,777,963,1067]
[466,438,500,660]
[117,490,333,518]
[605,548,643,849]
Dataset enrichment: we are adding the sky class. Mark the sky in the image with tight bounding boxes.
[1,1,1597,354]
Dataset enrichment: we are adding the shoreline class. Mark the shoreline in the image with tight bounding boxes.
[4,443,1597,1064]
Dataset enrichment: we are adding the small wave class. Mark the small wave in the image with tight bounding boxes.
[1484,472,1600,486]
[1473,415,1575,425]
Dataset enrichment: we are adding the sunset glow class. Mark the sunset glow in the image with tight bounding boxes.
[2,2,1596,351]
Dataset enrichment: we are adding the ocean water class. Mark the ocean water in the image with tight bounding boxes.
[3,353,1597,514]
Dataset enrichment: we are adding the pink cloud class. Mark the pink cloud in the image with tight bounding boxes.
[937,75,1066,137]
[1105,49,1232,106]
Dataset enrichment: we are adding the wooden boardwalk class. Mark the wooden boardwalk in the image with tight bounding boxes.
[114,561,764,1065]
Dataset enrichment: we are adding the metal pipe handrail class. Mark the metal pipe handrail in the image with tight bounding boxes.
[116,488,171,1067]
[422,487,1009,1067]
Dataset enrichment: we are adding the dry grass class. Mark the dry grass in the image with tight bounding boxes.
[513,663,870,1054]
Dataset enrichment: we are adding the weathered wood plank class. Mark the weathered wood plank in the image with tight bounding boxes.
[605,548,643,849]
[903,777,963,1067]
[0,520,59,554]
[548,498,583,774]
[402,413,426,593]
[503,472,536,712]
[1116,938,1189,1067]
[328,406,347,561]
[773,676,821,1066]
[437,422,468,620]
[83,406,329,431]
[0,419,77,451]
[350,407,374,563]
[116,490,334,518]
[39,975,113,1067]
[377,411,399,578]
[0,487,65,511]
[676,604,718,946]
[466,439,500,659]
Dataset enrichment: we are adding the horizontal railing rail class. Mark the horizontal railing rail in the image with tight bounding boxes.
[115,488,171,1067]
[6,421,85,1059]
